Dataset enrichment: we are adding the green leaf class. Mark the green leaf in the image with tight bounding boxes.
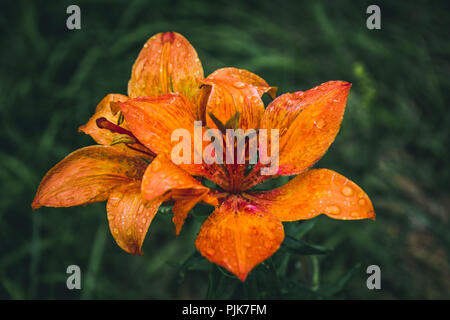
[206,265,239,299]
[291,219,318,239]
[280,235,330,255]
[176,251,210,284]
[317,263,362,297]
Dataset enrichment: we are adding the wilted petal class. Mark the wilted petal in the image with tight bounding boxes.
[141,155,217,235]
[247,169,375,221]
[107,183,162,255]
[32,146,148,209]
[128,32,204,105]
[195,196,284,281]
[260,81,351,176]
[202,67,276,130]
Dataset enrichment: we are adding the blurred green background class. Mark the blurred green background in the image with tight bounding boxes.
[0,0,449,299]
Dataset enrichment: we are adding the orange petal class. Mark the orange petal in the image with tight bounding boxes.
[260,81,351,175]
[119,93,195,156]
[107,183,162,255]
[202,67,276,130]
[195,196,284,281]
[119,93,224,181]
[128,32,204,105]
[78,94,154,157]
[79,94,129,145]
[246,169,375,221]
[32,145,148,209]
[141,155,217,235]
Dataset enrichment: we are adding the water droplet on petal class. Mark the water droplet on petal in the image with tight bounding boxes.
[325,205,341,215]
[358,199,366,206]
[233,81,246,89]
[314,119,325,129]
[341,186,354,197]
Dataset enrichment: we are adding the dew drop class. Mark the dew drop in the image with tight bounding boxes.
[325,205,341,215]
[206,248,215,255]
[341,186,354,197]
[358,199,366,206]
[350,212,360,218]
[233,81,246,89]
[314,119,325,129]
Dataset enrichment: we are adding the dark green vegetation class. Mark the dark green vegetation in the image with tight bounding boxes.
[0,0,449,299]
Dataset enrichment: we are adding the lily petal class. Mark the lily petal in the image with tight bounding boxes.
[202,67,276,130]
[78,94,129,145]
[260,81,351,176]
[119,93,225,181]
[128,32,204,105]
[119,93,195,156]
[246,169,375,221]
[32,145,147,209]
[195,196,284,281]
[141,155,218,235]
[107,183,162,255]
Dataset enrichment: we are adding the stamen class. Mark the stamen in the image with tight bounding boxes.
[125,145,156,158]
[96,117,156,158]
[96,117,136,138]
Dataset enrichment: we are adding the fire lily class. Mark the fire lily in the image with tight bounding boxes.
[32,32,374,281]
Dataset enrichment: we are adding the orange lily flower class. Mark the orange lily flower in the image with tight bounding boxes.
[32,32,374,282]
